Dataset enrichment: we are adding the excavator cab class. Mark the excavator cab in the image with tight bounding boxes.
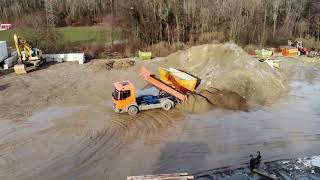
[112,81,138,114]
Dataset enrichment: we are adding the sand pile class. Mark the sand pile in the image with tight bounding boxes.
[177,88,248,113]
[160,43,287,107]
[90,59,135,72]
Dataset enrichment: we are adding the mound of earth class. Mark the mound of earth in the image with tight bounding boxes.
[177,88,248,113]
[89,59,135,72]
[159,43,287,106]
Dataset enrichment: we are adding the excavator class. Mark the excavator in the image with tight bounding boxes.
[112,67,196,115]
[13,34,45,74]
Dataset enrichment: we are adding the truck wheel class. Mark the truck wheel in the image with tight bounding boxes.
[162,101,173,111]
[128,106,139,115]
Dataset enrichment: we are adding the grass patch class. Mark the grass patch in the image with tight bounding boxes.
[0,25,123,46]
[0,31,10,42]
[58,26,122,43]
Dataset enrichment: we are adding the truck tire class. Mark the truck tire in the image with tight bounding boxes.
[128,106,139,115]
[162,100,173,111]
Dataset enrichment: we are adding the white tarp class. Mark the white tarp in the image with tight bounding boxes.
[0,41,8,62]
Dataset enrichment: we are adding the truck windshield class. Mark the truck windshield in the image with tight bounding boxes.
[112,89,119,100]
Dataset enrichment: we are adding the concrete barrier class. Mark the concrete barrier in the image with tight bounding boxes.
[42,53,85,64]
[2,52,85,70]
[3,56,17,69]
[0,41,8,63]
[2,51,17,69]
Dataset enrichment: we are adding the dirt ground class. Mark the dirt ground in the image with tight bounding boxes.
[0,44,320,179]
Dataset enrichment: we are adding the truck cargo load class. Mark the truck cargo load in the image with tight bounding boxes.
[159,67,197,93]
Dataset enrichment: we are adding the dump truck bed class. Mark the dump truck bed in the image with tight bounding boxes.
[139,67,187,101]
[159,67,197,93]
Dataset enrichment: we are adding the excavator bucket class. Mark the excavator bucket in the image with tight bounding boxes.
[14,64,27,74]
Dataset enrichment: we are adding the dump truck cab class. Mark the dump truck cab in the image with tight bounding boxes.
[112,81,137,114]
[112,67,189,115]
[112,80,177,115]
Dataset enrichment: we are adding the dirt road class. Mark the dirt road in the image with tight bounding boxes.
[0,44,320,179]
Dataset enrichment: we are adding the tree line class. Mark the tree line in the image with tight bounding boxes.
[1,0,320,47]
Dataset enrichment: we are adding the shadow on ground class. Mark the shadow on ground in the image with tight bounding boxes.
[0,83,9,91]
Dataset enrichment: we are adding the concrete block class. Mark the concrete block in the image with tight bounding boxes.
[11,51,18,57]
[42,54,64,62]
[3,56,17,69]
[43,53,85,64]
[64,53,85,64]
[0,41,8,62]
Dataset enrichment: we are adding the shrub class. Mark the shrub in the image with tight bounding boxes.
[296,37,320,51]
[144,41,187,57]
[81,43,105,58]
[198,32,227,44]
[243,44,259,53]
[124,38,141,57]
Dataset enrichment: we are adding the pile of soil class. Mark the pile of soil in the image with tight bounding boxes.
[159,43,287,106]
[89,59,135,72]
[86,43,289,113]
[177,88,248,113]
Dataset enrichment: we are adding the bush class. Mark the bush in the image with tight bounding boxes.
[144,41,187,57]
[198,32,227,44]
[15,26,65,54]
[243,44,259,53]
[296,37,320,51]
[124,38,141,57]
[81,42,105,58]
[15,12,46,28]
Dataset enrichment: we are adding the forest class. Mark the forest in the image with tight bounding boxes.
[1,0,320,52]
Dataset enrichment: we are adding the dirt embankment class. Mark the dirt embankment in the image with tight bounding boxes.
[177,88,248,113]
[88,43,288,113]
[158,43,287,112]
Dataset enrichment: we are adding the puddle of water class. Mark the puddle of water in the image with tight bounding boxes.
[154,79,320,174]
[8,80,319,179]
[26,106,83,125]
[0,106,84,144]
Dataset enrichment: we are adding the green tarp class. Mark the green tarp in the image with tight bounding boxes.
[255,49,273,58]
[138,51,152,60]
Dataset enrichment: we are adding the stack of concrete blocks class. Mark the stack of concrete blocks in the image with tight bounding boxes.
[0,41,18,69]
[42,53,85,64]
[0,41,8,62]
[3,51,17,69]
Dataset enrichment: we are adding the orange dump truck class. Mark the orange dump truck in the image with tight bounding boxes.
[112,67,188,115]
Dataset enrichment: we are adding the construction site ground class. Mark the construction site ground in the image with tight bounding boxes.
[0,43,320,179]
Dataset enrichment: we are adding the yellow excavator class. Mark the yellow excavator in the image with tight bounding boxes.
[13,34,45,74]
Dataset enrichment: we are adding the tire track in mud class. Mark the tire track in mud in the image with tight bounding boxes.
[35,109,185,179]
[77,109,184,167]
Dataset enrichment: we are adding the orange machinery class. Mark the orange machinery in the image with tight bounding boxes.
[112,67,188,115]
[282,47,300,57]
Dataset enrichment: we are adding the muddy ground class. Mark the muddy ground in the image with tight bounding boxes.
[0,44,320,179]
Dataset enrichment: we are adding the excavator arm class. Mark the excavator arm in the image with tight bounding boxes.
[13,34,43,74]
[13,34,22,60]
[13,34,33,62]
